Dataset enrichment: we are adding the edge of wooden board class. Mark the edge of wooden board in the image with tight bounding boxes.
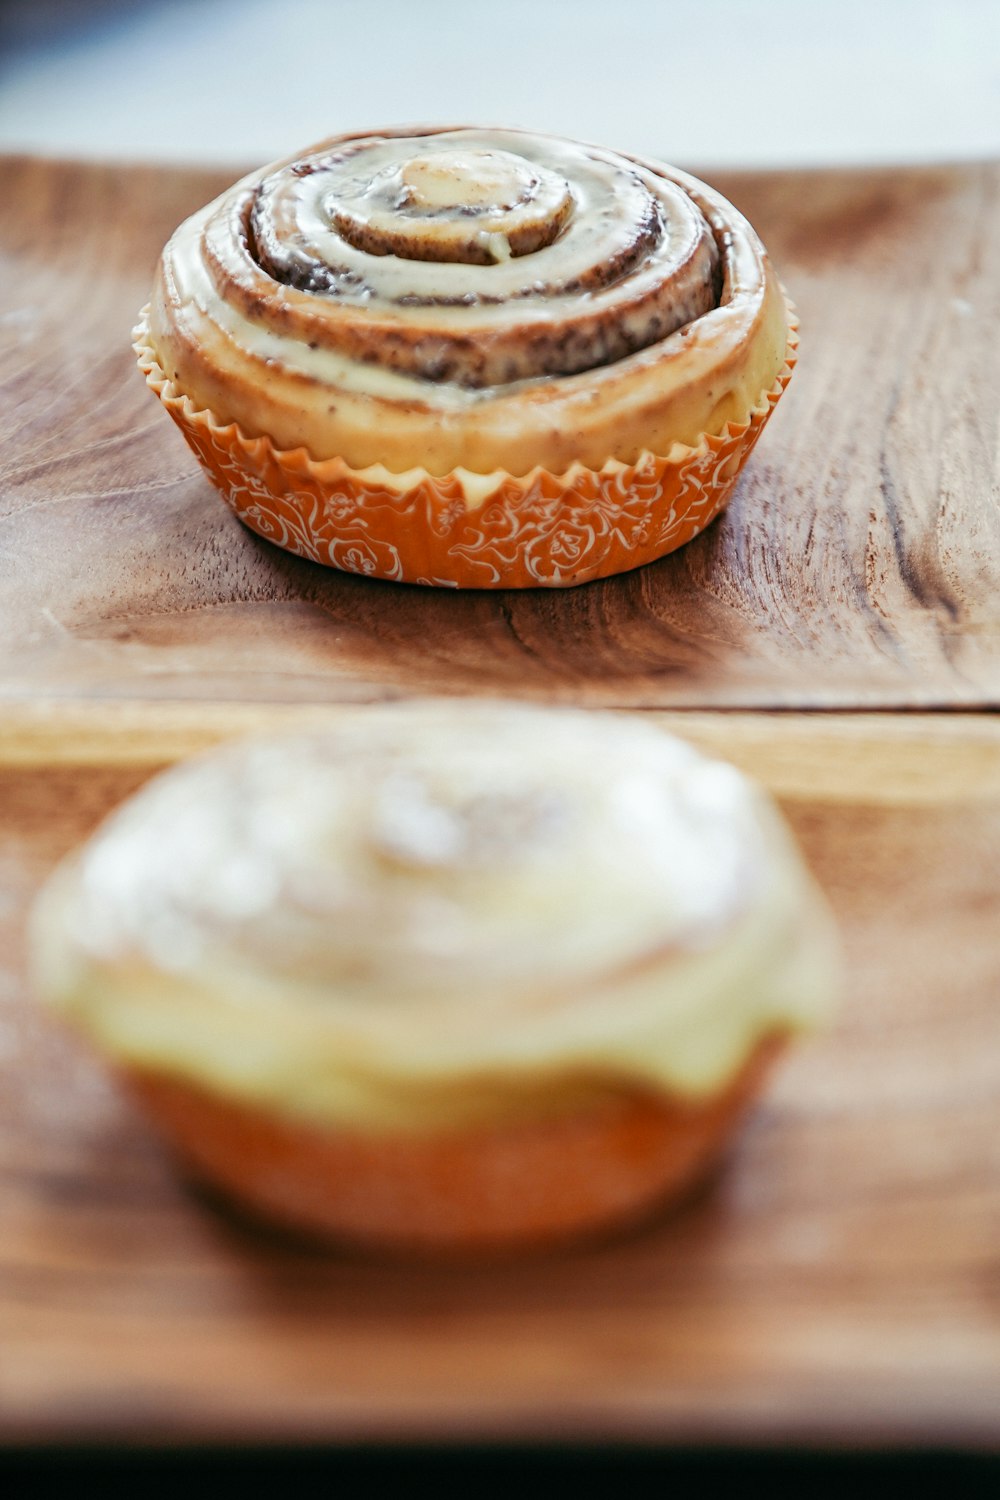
[1,699,997,804]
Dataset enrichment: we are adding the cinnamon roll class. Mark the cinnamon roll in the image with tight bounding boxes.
[137,126,796,585]
[31,703,837,1253]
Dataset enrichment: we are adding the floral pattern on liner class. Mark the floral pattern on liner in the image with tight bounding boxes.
[137,322,796,590]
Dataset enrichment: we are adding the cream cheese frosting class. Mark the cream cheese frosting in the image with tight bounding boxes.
[147,127,789,476]
[32,704,837,1133]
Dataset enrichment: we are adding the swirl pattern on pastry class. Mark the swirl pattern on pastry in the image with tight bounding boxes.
[149,127,790,476]
[239,134,718,386]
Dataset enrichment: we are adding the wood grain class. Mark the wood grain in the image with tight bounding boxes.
[2,150,999,1447]
[1,155,998,708]
[2,718,1000,1445]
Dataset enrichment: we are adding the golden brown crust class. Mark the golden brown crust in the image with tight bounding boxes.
[124,1040,781,1254]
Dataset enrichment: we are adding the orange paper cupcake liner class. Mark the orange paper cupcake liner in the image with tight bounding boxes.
[135,311,797,590]
[125,1038,778,1254]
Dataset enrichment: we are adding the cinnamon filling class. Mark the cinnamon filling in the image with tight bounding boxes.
[234,128,721,389]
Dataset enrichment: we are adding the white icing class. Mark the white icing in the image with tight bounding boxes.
[165,127,718,395]
[33,705,838,1131]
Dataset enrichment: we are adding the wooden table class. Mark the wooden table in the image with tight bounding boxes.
[1,155,999,1448]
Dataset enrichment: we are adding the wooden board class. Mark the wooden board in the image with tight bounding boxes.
[2,710,1000,1446]
[0,156,998,709]
[2,149,1000,1448]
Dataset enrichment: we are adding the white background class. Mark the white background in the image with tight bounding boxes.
[1,0,998,168]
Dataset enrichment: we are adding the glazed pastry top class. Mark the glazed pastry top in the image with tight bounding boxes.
[148,127,790,476]
[230,132,719,387]
[34,704,837,1132]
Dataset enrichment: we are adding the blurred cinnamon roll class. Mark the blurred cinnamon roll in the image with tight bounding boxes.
[32,703,837,1253]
